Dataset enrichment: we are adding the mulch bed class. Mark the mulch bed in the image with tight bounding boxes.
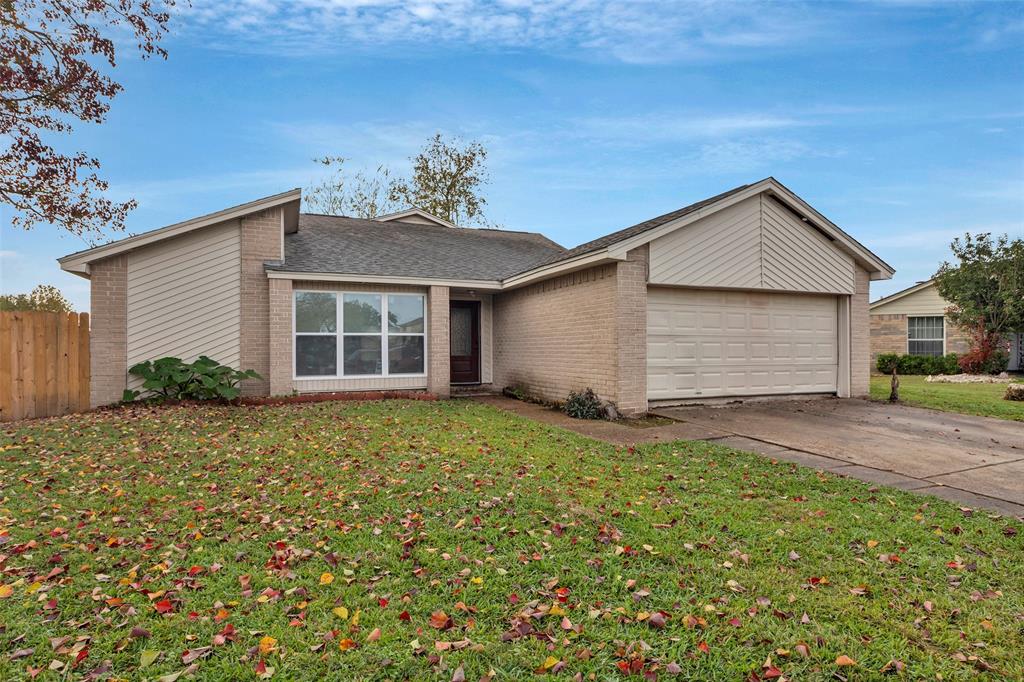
[239,390,438,406]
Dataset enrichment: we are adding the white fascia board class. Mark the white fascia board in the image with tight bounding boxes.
[499,251,623,289]
[267,270,503,290]
[58,188,302,274]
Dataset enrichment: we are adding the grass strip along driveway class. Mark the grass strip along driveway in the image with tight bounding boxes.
[870,375,1024,421]
[1,400,1022,680]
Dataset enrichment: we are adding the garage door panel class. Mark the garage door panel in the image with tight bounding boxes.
[647,287,839,400]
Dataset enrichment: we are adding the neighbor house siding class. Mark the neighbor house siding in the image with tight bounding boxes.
[125,219,241,389]
[89,255,127,407]
[870,284,947,316]
[648,193,855,295]
[870,282,971,362]
[492,263,619,406]
[870,313,908,364]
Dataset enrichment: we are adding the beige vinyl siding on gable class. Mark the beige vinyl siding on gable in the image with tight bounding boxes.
[648,195,762,289]
[126,219,241,386]
[648,193,855,295]
[870,283,947,316]
[760,196,855,294]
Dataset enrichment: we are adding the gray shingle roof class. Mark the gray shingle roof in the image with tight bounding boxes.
[267,214,566,281]
[269,181,758,281]
[525,180,754,269]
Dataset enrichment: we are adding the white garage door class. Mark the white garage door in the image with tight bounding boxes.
[647,288,838,400]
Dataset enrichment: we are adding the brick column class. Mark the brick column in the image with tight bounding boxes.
[615,246,648,415]
[850,266,871,397]
[268,278,293,396]
[239,208,283,396]
[89,254,127,407]
[427,285,450,397]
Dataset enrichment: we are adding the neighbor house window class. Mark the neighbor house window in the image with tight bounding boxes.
[294,291,425,377]
[908,316,944,357]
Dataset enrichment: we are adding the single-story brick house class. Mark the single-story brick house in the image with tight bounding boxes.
[870,279,1023,370]
[59,177,894,414]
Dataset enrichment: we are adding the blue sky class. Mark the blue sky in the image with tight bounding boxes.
[2,0,1022,311]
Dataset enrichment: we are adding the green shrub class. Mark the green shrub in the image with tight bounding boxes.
[564,388,603,420]
[124,356,261,403]
[876,353,959,375]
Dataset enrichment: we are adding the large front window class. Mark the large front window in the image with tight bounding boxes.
[294,291,425,377]
[908,316,944,357]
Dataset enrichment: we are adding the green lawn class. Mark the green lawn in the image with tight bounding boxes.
[1,401,1022,681]
[870,375,1024,421]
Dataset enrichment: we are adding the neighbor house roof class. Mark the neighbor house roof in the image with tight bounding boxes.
[266,213,566,282]
[869,279,936,309]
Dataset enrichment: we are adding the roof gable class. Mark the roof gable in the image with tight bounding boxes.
[509,178,893,283]
[870,279,947,314]
[374,208,458,229]
[59,189,301,276]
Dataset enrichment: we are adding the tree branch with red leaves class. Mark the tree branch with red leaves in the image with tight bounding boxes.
[1,0,174,239]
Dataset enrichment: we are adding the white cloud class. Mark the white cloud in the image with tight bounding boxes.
[177,0,835,62]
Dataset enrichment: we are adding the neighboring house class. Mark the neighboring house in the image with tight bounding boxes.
[870,279,1023,370]
[59,177,894,415]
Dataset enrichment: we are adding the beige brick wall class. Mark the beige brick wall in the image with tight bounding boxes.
[268,278,293,395]
[493,263,619,406]
[239,207,283,396]
[870,313,907,366]
[427,286,450,397]
[851,266,870,397]
[89,255,128,407]
[946,322,971,354]
[871,313,971,364]
[615,246,648,415]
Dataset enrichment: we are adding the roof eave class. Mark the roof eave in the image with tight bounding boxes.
[58,188,302,273]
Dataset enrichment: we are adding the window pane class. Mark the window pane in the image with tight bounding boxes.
[389,336,424,374]
[909,340,943,357]
[450,306,473,356]
[343,294,381,333]
[909,316,943,340]
[295,292,336,333]
[388,295,425,333]
[295,336,336,376]
[343,336,382,375]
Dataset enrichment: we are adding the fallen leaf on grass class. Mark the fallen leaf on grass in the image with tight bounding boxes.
[835,655,857,667]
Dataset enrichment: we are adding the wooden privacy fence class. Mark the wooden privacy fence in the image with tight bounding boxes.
[0,311,90,421]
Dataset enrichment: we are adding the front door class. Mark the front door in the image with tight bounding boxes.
[450,300,480,384]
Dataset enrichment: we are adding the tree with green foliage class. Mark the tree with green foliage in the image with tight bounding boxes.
[304,134,493,226]
[303,157,399,219]
[389,134,491,226]
[0,284,74,312]
[935,233,1023,373]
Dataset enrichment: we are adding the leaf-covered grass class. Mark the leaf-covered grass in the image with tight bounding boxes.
[870,375,1024,421]
[1,400,1022,681]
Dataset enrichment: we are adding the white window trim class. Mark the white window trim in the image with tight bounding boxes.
[907,315,944,356]
[293,290,428,380]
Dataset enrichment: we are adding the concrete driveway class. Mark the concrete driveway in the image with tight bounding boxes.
[653,398,1024,516]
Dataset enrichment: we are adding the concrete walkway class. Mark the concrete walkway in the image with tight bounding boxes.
[472,395,1024,517]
